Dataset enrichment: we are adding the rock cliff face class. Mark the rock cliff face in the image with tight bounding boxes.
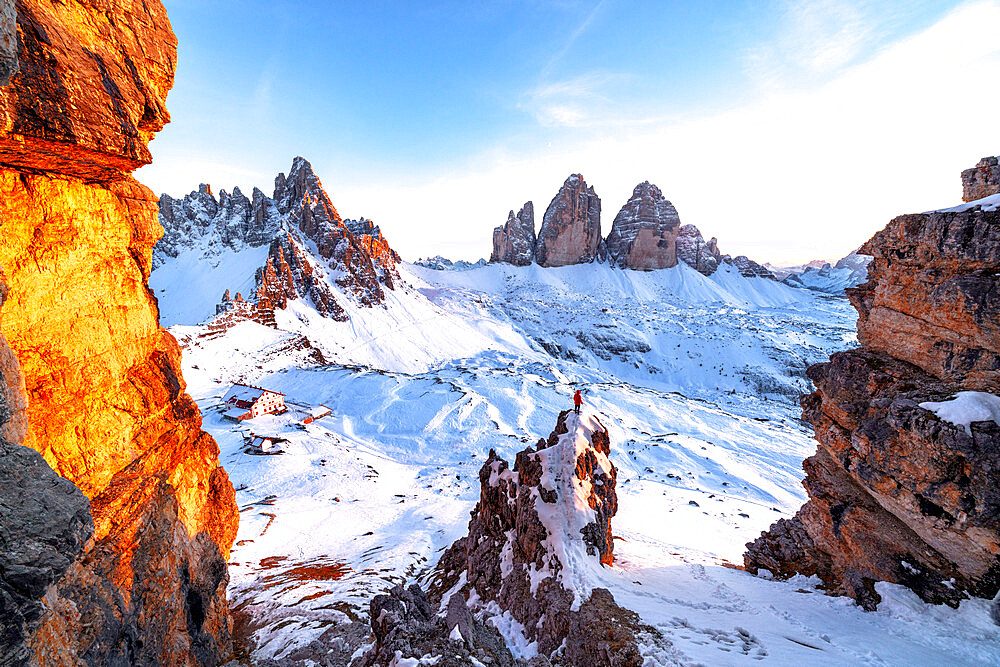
[157,157,398,326]
[605,181,681,270]
[745,165,1000,612]
[491,202,535,266]
[0,0,175,182]
[675,224,722,275]
[535,175,604,267]
[428,411,644,664]
[0,1,237,664]
[962,156,1000,202]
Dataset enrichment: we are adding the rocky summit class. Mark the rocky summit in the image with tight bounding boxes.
[157,157,399,328]
[535,174,605,267]
[425,411,649,664]
[605,181,682,270]
[491,201,536,266]
[490,174,774,278]
[962,156,1000,202]
[675,224,723,275]
[745,163,1000,611]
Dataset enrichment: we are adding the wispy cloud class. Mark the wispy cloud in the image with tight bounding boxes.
[744,0,877,90]
[541,0,609,77]
[522,71,623,127]
[336,1,1000,265]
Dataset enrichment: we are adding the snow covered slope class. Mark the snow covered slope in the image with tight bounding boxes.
[775,249,872,295]
[154,201,998,664]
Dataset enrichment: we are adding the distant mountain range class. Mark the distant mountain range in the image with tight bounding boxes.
[766,249,873,294]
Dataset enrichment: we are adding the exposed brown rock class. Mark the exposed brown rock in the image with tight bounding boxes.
[429,411,642,662]
[491,202,536,266]
[851,206,1000,389]
[535,174,603,267]
[961,156,1000,202]
[745,168,1000,612]
[0,0,177,182]
[605,181,681,270]
[252,232,347,320]
[1,0,16,85]
[0,1,237,663]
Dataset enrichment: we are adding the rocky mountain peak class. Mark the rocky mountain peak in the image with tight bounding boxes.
[490,201,535,266]
[961,155,999,202]
[605,180,682,270]
[675,223,722,275]
[158,157,399,329]
[535,173,604,267]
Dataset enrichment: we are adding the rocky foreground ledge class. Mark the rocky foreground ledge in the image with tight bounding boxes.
[746,159,1000,611]
[352,411,658,666]
[0,2,238,663]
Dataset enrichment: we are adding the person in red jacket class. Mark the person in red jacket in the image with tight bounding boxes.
[573,389,583,414]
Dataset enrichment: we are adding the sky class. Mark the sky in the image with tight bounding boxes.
[138,0,1000,265]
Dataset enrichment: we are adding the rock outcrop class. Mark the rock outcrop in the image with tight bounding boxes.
[251,232,347,320]
[0,0,176,182]
[535,175,604,267]
[605,181,681,270]
[745,164,1000,612]
[0,1,238,664]
[724,255,776,279]
[353,585,516,667]
[428,411,644,664]
[491,202,536,266]
[0,434,92,664]
[962,156,1000,202]
[675,224,722,275]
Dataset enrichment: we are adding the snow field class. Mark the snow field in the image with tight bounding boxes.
[169,260,1000,665]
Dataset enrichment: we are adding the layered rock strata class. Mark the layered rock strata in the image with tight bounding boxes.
[0,1,237,663]
[428,411,644,664]
[605,181,681,270]
[745,168,1000,611]
[535,174,604,267]
[491,202,535,266]
[962,156,1000,202]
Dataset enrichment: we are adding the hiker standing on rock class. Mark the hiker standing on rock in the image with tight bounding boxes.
[573,389,583,414]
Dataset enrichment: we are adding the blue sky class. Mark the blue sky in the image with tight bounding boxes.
[140,0,1000,263]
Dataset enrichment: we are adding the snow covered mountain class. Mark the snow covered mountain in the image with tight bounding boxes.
[148,162,999,666]
[769,249,873,294]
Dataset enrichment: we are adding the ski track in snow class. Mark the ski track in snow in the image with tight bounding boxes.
[166,261,1000,665]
